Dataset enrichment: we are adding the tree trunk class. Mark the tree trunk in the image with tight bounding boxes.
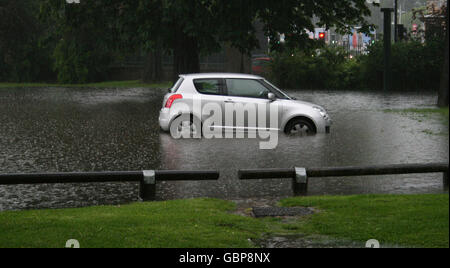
[240,53,244,73]
[437,1,449,107]
[172,33,200,82]
[142,49,163,83]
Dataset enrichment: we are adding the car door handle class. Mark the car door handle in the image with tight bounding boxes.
[224,100,235,103]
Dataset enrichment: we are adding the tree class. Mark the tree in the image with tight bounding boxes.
[39,0,375,83]
[116,0,165,82]
[255,0,374,51]
[0,0,53,82]
[118,0,222,81]
[411,1,448,106]
[40,0,121,83]
[119,0,374,81]
[438,0,449,107]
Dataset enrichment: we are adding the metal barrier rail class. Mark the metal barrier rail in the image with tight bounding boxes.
[1,163,448,200]
[0,170,220,201]
[239,163,449,196]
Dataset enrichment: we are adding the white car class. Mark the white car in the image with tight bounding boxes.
[159,73,331,136]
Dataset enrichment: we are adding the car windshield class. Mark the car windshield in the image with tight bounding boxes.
[261,79,293,100]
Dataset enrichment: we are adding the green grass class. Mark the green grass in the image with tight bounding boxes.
[384,107,449,135]
[0,198,269,248]
[384,107,448,120]
[0,80,172,89]
[384,107,449,122]
[0,195,448,248]
[280,194,449,248]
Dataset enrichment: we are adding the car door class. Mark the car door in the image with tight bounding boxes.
[192,78,227,132]
[223,78,281,132]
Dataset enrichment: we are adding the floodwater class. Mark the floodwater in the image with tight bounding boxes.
[0,87,448,210]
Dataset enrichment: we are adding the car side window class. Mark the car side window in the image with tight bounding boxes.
[226,79,270,99]
[193,79,222,95]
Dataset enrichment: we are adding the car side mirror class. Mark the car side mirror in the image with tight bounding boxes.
[268,92,276,101]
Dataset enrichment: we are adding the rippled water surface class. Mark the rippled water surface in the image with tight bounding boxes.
[0,87,448,210]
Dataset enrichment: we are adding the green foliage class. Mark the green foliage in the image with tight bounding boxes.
[52,39,112,84]
[2,0,376,83]
[270,40,445,91]
[123,0,374,56]
[116,0,375,79]
[336,57,364,90]
[255,0,375,52]
[269,46,350,89]
[39,0,121,84]
[360,40,445,91]
[0,0,54,82]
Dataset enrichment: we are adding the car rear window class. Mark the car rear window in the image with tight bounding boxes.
[170,77,184,93]
[193,79,221,95]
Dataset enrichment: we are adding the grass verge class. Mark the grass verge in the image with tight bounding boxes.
[280,194,449,248]
[384,107,449,135]
[0,194,448,248]
[0,80,172,89]
[0,198,269,248]
[384,107,449,123]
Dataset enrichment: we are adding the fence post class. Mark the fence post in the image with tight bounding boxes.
[139,170,156,201]
[293,167,308,196]
[381,8,393,91]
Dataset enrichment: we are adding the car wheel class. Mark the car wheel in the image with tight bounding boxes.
[169,114,201,138]
[284,118,317,136]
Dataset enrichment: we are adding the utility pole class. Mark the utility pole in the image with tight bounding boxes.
[394,0,398,43]
[381,8,394,91]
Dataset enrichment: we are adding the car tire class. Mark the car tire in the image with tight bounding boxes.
[169,114,202,139]
[284,118,317,136]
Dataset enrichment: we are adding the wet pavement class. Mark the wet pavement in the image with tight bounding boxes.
[0,87,448,210]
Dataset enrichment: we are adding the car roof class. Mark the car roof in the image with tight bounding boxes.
[179,73,263,80]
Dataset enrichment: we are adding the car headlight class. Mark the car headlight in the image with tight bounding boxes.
[313,106,328,119]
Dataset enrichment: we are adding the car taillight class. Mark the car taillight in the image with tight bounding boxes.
[165,94,183,108]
